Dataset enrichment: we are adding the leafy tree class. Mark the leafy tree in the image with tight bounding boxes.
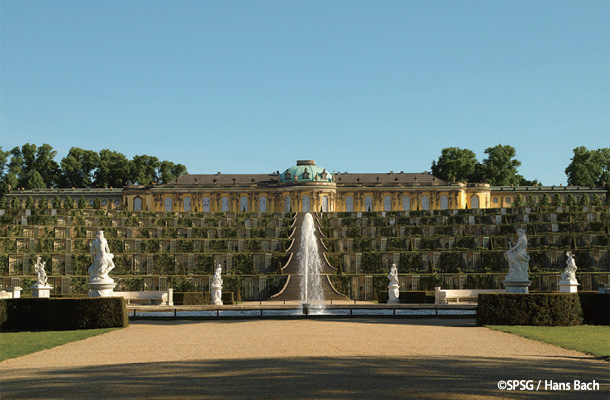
[93,198,101,209]
[78,196,87,209]
[592,194,602,206]
[480,145,522,186]
[579,194,590,206]
[0,172,18,196]
[24,170,45,189]
[514,194,524,208]
[63,196,74,210]
[10,197,20,210]
[430,147,478,182]
[0,196,7,209]
[540,194,550,207]
[130,155,160,185]
[526,195,536,208]
[552,194,562,207]
[94,149,131,188]
[33,144,60,187]
[52,195,61,209]
[566,193,576,206]
[59,147,100,188]
[26,196,35,210]
[158,160,188,184]
[0,147,9,182]
[565,147,610,187]
[38,196,48,209]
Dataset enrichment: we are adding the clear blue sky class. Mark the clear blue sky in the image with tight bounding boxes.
[1,0,608,185]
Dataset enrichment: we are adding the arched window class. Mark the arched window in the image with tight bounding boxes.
[284,196,291,213]
[471,195,480,209]
[383,195,392,211]
[364,195,373,211]
[183,196,191,212]
[221,196,230,212]
[202,196,211,213]
[259,196,267,213]
[133,197,142,211]
[440,195,449,210]
[345,196,354,212]
[322,195,329,212]
[240,196,248,212]
[164,197,173,211]
[302,195,311,212]
[402,196,410,211]
[421,195,430,210]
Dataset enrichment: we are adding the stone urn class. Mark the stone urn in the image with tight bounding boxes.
[88,278,117,298]
[211,283,223,305]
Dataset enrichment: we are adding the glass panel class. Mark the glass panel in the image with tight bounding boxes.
[240,197,248,212]
[322,195,329,212]
[345,196,354,212]
[164,197,172,212]
[364,196,373,211]
[202,197,211,213]
[440,195,448,210]
[133,197,142,211]
[421,195,429,210]
[259,196,267,213]
[221,197,230,212]
[383,195,392,211]
[402,196,410,211]
[284,196,291,213]
[302,195,310,212]
[183,197,191,212]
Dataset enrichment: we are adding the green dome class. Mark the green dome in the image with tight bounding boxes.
[280,160,333,183]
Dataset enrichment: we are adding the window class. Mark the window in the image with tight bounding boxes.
[183,197,191,212]
[383,195,392,211]
[345,196,354,212]
[164,197,173,212]
[302,195,311,212]
[102,200,107,206]
[493,198,499,203]
[259,196,267,213]
[133,197,142,211]
[284,196,291,213]
[240,196,248,212]
[364,195,373,211]
[471,195,479,209]
[202,196,211,213]
[115,200,120,206]
[322,195,329,212]
[402,196,410,211]
[440,195,448,210]
[221,196,230,212]
[505,198,511,204]
[421,195,430,210]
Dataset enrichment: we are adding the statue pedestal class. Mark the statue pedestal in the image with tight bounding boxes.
[88,279,116,298]
[31,285,53,298]
[558,280,579,293]
[211,284,223,305]
[387,284,400,304]
[502,280,532,294]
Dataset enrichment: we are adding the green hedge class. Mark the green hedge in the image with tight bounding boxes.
[578,292,609,325]
[0,297,128,332]
[173,292,211,305]
[477,293,583,326]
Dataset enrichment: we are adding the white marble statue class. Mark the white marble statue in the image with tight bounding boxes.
[387,264,400,304]
[88,230,115,282]
[34,256,48,286]
[212,264,223,305]
[505,228,530,281]
[561,252,578,282]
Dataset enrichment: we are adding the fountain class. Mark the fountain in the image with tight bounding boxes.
[299,213,325,312]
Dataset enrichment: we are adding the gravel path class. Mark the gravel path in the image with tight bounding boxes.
[1,318,608,399]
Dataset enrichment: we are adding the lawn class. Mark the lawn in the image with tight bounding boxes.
[0,328,120,361]
[488,325,610,360]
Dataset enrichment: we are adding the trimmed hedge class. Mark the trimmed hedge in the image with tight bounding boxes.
[173,292,211,305]
[0,297,129,332]
[477,293,583,326]
[578,292,610,325]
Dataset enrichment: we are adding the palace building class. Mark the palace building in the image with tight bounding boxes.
[8,160,607,212]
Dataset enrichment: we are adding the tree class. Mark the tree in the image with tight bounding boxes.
[552,194,562,207]
[480,145,522,186]
[565,147,610,187]
[33,144,60,187]
[579,194,590,206]
[38,196,48,210]
[78,196,87,209]
[63,196,74,210]
[94,149,131,188]
[26,196,35,210]
[592,194,602,206]
[0,147,9,181]
[93,198,101,209]
[24,170,45,189]
[430,147,478,183]
[526,195,536,208]
[540,194,550,207]
[514,194,524,208]
[566,193,576,206]
[52,196,61,209]
[59,147,100,188]
[0,172,18,197]
[10,197,20,210]
[130,155,160,185]
[0,197,7,209]
[158,161,188,184]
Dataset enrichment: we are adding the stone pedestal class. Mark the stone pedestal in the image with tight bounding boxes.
[387,284,400,304]
[558,280,579,293]
[211,284,223,305]
[31,285,53,298]
[502,280,532,294]
[88,279,116,298]
[11,287,22,299]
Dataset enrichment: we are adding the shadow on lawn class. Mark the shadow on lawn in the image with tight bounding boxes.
[3,355,608,400]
